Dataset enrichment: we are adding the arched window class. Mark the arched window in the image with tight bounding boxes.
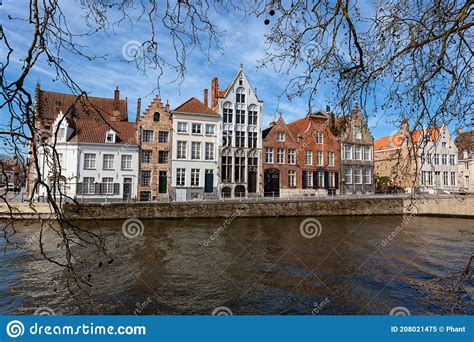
[236,87,245,103]
[153,112,160,122]
[223,102,233,123]
[248,104,258,125]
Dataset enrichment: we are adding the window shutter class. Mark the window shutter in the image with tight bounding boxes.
[114,183,120,195]
[324,171,329,189]
[335,172,339,189]
[95,182,101,195]
[76,183,82,195]
[313,171,318,189]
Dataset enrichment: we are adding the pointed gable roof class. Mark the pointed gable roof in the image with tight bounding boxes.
[173,97,217,116]
[263,114,297,142]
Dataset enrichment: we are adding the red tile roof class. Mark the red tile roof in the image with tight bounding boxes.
[174,97,217,115]
[374,127,441,151]
[35,87,128,122]
[68,119,137,144]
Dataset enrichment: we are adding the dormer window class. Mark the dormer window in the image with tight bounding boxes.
[239,79,243,86]
[105,130,116,143]
[153,112,160,122]
[56,127,66,142]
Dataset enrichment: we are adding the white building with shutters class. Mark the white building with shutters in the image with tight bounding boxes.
[34,113,139,202]
[170,97,220,201]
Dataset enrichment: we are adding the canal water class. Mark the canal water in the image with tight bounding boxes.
[0,215,473,315]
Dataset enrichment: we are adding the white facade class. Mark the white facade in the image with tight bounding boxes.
[170,109,220,201]
[35,116,139,202]
[215,66,263,198]
[417,125,459,194]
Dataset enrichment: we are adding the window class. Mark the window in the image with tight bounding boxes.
[442,142,447,148]
[316,172,324,188]
[177,122,188,133]
[177,141,187,159]
[102,177,114,195]
[57,127,66,142]
[426,153,432,164]
[235,131,245,147]
[288,170,296,187]
[192,123,202,134]
[55,153,63,170]
[223,103,233,123]
[354,125,362,140]
[158,151,168,164]
[305,151,312,165]
[354,145,362,160]
[142,130,154,142]
[363,168,371,184]
[248,105,258,125]
[103,154,114,170]
[205,124,215,135]
[142,150,152,163]
[442,154,447,165]
[443,172,448,186]
[236,87,245,103]
[354,168,362,184]
[343,144,352,160]
[328,152,334,166]
[236,108,245,124]
[248,132,257,148]
[328,172,335,188]
[83,177,95,195]
[317,151,323,166]
[221,155,232,182]
[434,154,440,165]
[191,142,201,160]
[121,155,132,170]
[450,172,456,186]
[288,149,296,164]
[176,168,185,186]
[140,170,151,187]
[265,148,274,163]
[277,132,285,142]
[449,155,455,165]
[234,156,245,182]
[84,153,96,169]
[205,143,214,160]
[277,148,284,164]
[191,169,200,186]
[316,131,323,144]
[153,112,160,122]
[428,171,434,185]
[344,167,352,184]
[363,146,371,161]
[105,131,115,143]
[302,171,313,188]
[223,130,233,147]
[158,131,169,143]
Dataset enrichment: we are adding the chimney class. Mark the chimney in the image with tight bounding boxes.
[211,77,219,109]
[326,105,331,112]
[165,99,170,113]
[136,98,141,123]
[113,86,120,111]
[269,118,276,127]
[457,127,463,135]
[400,119,409,134]
[203,89,209,107]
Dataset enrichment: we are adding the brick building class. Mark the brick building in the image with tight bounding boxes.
[262,113,300,197]
[136,96,172,201]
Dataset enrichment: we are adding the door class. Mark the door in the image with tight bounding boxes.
[205,170,214,193]
[158,171,167,193]
[175,188,187,202]
[264,169,280,197]
[123,178,132,200]
[248,171,257,193]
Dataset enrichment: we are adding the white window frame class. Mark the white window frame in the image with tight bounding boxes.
[121,155,132,170]
[84,153,96,169]
[177,122,188,134]
[103,154,115,170]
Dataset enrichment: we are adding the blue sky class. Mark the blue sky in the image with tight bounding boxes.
[1,0,426,147]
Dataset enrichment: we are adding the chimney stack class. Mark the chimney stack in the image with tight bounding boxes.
[211,77,219,109]
[457,127,463,135]
[203,89,209,107]
[326,105,331,112]
[113,86,120,111]
[136,98,141,123]
[165,99,170,113]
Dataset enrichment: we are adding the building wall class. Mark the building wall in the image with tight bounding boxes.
[136,97,172,201]
[170,112,220,201]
